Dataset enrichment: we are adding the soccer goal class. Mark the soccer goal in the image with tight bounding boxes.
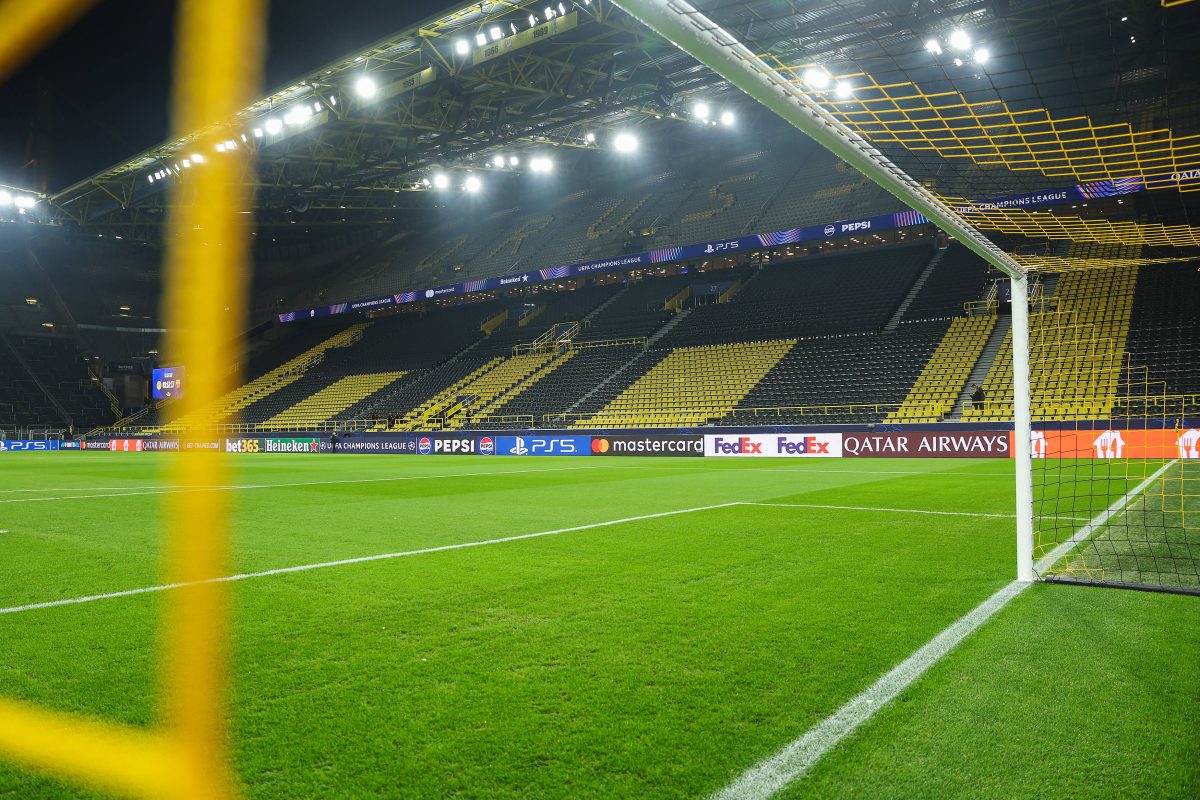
[612,0,1200,594]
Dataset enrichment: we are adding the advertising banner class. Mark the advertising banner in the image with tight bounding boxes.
[224,438,320,453]
[82,440,111,450]
[590,435,703,456]
[842,431,1011,458]
[109,438,144,452]
[704,433,842,458]
[321,435,419,454]
[151,366,186,400]
[61,440,81,450]
[0,440,61,452]
[495,435,591,456]
[1031,428,1200,460]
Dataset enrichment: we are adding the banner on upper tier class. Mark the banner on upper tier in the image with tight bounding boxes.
[277,167,1200,324]
[0,440,61,452]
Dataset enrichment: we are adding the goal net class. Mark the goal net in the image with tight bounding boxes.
[613,0,1200,592]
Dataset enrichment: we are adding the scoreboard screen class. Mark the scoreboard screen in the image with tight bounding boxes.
[151,366,185,400]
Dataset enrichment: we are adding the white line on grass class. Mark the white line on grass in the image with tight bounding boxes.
[0,464,614,504]
[0,503,742,616]
[710,460,1176,800]
[744,503,1090,522]
[742,502,1014,519]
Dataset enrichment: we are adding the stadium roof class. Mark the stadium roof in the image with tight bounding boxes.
[39,0,1200,242]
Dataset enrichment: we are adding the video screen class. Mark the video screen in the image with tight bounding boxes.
[151,366,185,400]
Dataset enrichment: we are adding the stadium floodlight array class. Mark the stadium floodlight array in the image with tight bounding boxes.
[612,0,1200,594]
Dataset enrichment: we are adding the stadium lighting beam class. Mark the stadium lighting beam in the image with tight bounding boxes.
[693,101,710,119]
[0,190,12,205]
[355,76,377,98]
[490,26,502,41]
[613,133,638,152]
[720,110,735,126]
[475,32,487,46]
[13,195,35,209]
[432,173,450,189]
[464,175,482,193]
[530,156,553,172]
[492,155,506,168]
[609,0,1035,584]
[835,81,853,100]
[508,156,520,166]
[924,38,942,55]
[802,67,831,89]
[974,47,991,65]
[455,39,469,55]
[585,131,596,143]
[948,29,971,50]
[264,118,283,135]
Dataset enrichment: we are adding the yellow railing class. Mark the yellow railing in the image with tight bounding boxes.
[571,336,647,350]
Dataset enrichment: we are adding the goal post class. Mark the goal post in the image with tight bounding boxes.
[611,0,1038,581]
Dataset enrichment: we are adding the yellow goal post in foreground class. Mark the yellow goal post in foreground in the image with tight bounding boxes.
[0,0,262,797]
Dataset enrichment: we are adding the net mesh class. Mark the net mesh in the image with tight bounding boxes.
[673,0,1200,592]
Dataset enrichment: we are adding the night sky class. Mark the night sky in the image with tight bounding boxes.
[0,0,451,194]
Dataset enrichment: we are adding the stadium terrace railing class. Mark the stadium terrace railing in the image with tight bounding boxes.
[571,336,648,350]
[541,404,904,428]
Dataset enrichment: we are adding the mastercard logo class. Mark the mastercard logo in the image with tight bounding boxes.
[591,438,610,453]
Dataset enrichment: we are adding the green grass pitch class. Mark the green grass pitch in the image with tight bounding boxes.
[1,453,1197,798]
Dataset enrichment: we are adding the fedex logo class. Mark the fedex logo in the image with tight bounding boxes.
[776,436,830,455]
[705,434,842,458]
[710,436,763,455]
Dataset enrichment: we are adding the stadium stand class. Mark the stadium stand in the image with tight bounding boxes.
[887,315,997,423]
[965,248,1140,422]
[1119,261,1200,419]
[574,340,795,428]
[899,242,993,320]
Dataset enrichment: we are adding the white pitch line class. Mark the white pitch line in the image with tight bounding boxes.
[742,502,1015,519]
[710,461,1175,800]
[0,503,742,616]
[0,464,614,504]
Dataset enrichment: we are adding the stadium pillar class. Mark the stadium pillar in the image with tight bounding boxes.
[1010,274,1036,581]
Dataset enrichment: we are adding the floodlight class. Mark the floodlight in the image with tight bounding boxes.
[493,155,506,168]
[265,118,283,135]
[432,173,450,189]
[835,81,853,99]
[974,47,990,64]
[720,110,735,126]
[215,143,226,152]
[953,57,964,66]
[802,67,830,89]
[693,101,710,119]
[253,127,264,137]
[148,175,155,183]
[509,155,519,166]
[14,195,34,209]
[455,39,469,55]
[558,2,565,14]
[476,33,487,46]
[585,131,595,143]
[530,156,553,172]
[464,175,482,193]
[490,26,502,41]
[924,38,942,56]
[0,191,11,206]
[529,14,537,27]
[948,29,971,50]
[182,159,191,168]
[613,133,638,152]
[355,76,377,98]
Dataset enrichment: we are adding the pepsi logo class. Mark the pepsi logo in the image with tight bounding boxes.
[479,437,495,455]
[823,224,835,237]
[418,437,433,455]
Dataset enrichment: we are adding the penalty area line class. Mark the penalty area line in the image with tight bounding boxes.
[709,463,1174,800]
